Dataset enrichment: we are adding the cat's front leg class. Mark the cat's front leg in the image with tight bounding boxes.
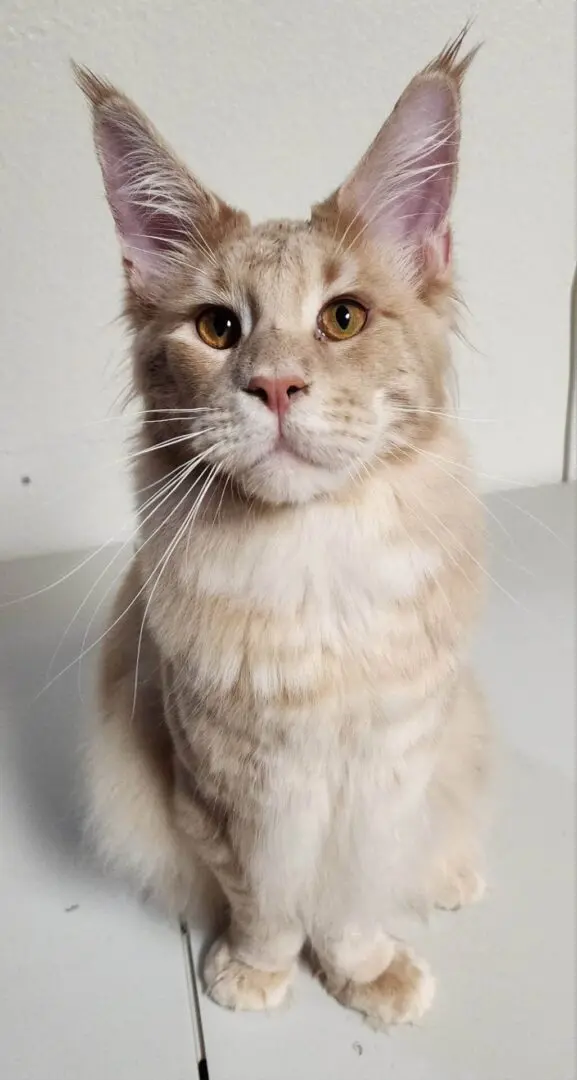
[204,911,304,1012]
[312,924,436,1027]
[175,781,304,1011]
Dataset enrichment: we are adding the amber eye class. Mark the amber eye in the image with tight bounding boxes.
[317,299,368,341]
[196,306,241,350]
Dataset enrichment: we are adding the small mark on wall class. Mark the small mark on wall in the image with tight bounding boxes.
[20,475,31,486]
[64,904,79,913]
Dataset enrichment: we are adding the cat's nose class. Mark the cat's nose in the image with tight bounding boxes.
[244,376,307,417]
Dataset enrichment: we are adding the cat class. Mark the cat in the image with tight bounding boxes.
[78,27,490,1026]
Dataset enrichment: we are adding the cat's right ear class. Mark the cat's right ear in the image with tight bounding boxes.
[74,66,238,299]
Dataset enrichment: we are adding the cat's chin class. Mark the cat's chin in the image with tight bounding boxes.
[239,449,352,505]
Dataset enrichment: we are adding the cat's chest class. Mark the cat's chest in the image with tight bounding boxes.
[190,504,436,621]
[160,502,441,700]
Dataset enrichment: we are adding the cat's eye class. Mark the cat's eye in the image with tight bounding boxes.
[196,306,242,350]
[317,299,368,341]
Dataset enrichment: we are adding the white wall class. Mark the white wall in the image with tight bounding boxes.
[0,0,574,559]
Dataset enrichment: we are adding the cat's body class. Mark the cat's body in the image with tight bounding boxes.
[81,31,490,1025]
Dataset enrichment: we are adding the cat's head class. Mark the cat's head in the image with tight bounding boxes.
[77,30,475,506]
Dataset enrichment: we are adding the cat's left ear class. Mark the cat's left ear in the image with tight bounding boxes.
[314,29,478,290]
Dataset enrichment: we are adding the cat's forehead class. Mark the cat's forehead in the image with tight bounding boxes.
[228,220,326,278]
[214,219,358,323]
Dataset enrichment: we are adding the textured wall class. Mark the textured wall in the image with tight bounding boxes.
[0,0,574,557]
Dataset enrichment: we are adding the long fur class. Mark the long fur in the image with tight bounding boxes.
[80,30,490,1025]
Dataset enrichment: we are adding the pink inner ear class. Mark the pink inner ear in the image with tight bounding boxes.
[96,114,192,287]
[344,76,459,257]
[395,84,457,240]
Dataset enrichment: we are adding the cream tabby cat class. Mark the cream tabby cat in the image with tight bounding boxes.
[79,29,489,1026]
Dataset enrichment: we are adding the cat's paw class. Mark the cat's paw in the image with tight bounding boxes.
[203,935,293,1011]
[328,946,436,1027]
[434,865,486,911]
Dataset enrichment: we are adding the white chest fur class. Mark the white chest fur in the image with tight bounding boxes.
[148,490,443,709]
[180,491,437,630]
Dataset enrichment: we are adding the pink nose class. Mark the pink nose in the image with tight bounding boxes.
[245,376,307,417]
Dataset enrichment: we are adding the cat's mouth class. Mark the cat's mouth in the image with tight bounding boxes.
[271,434,309,464]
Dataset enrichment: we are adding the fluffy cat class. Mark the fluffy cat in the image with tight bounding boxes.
[78,28,490,1026]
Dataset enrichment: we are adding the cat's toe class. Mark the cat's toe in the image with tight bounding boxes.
[203,935,293,1011]
[329,946,436,1027]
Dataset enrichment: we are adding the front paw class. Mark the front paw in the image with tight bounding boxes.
[203,935,293,1011]
[326,945,436,1027]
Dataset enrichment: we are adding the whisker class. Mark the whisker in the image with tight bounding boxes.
[184,459,224,569]
[393,466,484,594]
[490,491,570,549]
[0,536,125,609]
[395,439,514,547]
[1,409,224,456]
[395,459,523,609]
[133,457,198,497]
[384,444,532,610]
[118,426,220,466]
[406,443,569,548]
[48,456,198,680]
[37,444,226,698]
[390,406,496,424]
[72,445,227,695]
[212,458,234,527]
[131,459,224,717]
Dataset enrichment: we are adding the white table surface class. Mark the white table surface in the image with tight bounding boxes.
[0,483,574,1080]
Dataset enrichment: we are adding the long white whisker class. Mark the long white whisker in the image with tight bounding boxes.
[390,406,496,424]
[395,467,483,594]
[404,443,569,548]
[118,426,220,466]
[37,444,226,698]
[0,536,125,609]
[133,457,198,497]
[48,455,199,681]
[131,459,224,717]
[183,459,224,571]
[76,445,225,678]
[212,457,234,527]
[491,491,569,549]
[386,444,527,609]
[396,439,514,547]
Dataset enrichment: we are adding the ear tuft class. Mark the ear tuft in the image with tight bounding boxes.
[425,22,482,86]
[72,63,117,109]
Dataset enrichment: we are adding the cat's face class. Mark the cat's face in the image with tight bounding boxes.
[136,217,449,505]
[78,33,472,505]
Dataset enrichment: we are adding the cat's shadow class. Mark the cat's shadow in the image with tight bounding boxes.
[0,567,212,938]
[0,596,107,884]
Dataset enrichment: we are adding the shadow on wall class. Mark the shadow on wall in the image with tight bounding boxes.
[0,561,100,874]
[0,549,220,935]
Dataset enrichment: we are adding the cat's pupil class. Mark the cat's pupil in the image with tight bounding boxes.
[213,310,232,338]
[336,304,351,331]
